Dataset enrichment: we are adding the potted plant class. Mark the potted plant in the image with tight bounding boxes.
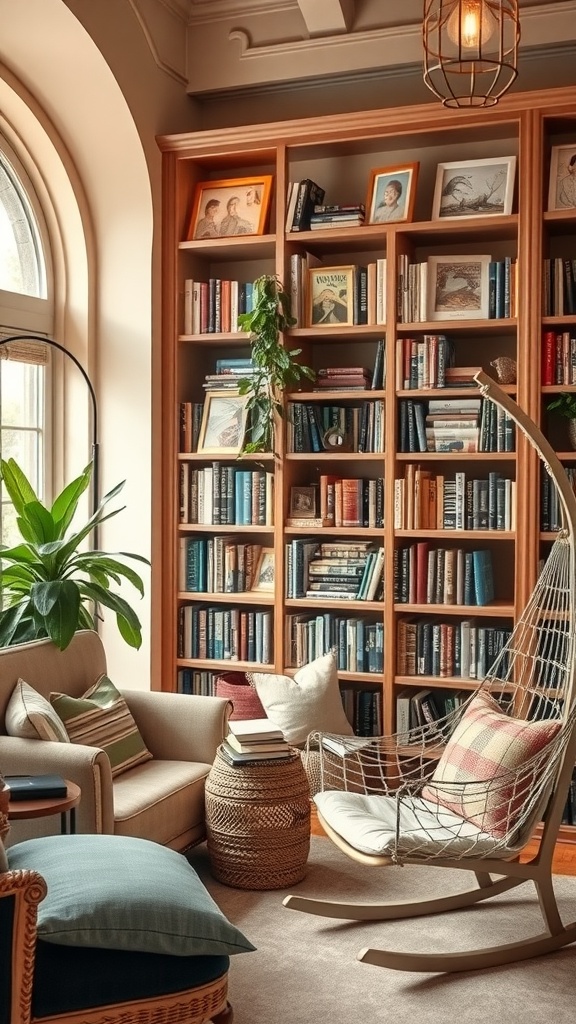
[236,274,314,454]
[0,458,148,650]
[547,392,576,449]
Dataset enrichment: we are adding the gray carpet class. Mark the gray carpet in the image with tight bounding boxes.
[188,837,576,1024]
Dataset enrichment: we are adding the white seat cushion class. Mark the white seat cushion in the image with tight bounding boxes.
[314,790,511,860]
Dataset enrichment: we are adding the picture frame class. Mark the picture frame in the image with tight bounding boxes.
[197,391,249,455]
[432,156,516,220]
[427,254,491,321]
[548,144,576,211]
[366,162,419,225]
[250,547,275,593]
[188,175,273,240]
[289,485,317,518]
[307,265,355,327]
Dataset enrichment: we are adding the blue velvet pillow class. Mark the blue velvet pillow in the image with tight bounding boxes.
[7,834,255,957]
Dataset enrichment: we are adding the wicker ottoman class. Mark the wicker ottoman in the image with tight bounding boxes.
[205,748,311,890]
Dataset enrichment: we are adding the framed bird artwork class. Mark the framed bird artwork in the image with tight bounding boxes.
[432,156,516,220]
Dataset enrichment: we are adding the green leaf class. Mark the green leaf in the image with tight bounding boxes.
[18,501,57,544]
[0,458,39,516]
[51,464,93,537]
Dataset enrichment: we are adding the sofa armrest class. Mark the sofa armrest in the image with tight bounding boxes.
[0,736,114,836]
[120,691,231,764]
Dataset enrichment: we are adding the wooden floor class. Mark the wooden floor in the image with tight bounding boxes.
[310,807,576,875]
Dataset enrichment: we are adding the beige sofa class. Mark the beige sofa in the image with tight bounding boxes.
[0,631,231,850]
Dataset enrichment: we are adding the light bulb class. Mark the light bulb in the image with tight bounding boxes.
[446,1,496,49]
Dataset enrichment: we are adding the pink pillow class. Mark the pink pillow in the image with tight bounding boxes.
[422,690,560,838]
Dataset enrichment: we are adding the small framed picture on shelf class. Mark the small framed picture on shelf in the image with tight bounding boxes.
[431,156,516,220]
[366,162,419,224]
[197,391,249,455]
[188,175,273,240]
[307,266,355,326]
[548,144,576,211]
[250,548,275,593]
[289,485,317,518]
[427,254,491,321]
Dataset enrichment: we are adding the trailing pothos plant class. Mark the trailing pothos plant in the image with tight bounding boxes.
[236,274,314,454]
[0,458,149,650]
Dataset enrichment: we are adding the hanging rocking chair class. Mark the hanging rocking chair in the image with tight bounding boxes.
[284,371,576,972]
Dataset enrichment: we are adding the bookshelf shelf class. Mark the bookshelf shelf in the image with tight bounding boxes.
[157,87,576,821]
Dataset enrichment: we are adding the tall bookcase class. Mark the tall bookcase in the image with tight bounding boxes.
[157,87,576,838]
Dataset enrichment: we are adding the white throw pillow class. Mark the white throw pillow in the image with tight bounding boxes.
[247,651,354,746]
[5,679,70,743]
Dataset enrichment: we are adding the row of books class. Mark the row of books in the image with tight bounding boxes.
[394,544,495,607]
[541,329,576,385]
[289,252,387,328]
[561,769,576,826]
[183,278,254,335]
[341,687,382,737]
[542,257,576,317]
[398,397,515,453]
[177,604,273,664]
[289,477,385,531]
[287,400,385,453]
[396,687,468,743]
[285,539,384,602]
[394,467,517,532]
[177,668,216,695]
[178,537,266,594]
[397,255,517,324]
[396,618,512,680]
[285,178,326,232]
[179,464,274,526]
[395,335,456,390]
[285,613,384,674]
[540,465,576,531]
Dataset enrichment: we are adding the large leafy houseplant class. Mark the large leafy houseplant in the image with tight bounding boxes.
[236,274,314,454]
[0,459,148,650]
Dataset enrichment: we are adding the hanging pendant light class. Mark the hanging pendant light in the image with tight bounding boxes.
[423,1,520,108]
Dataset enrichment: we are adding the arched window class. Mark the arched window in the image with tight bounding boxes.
[0,143,52,544]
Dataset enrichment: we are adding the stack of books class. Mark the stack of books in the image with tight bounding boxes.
[202,356,256,391]
[219,718,292,766]
[313,366,372,391]
[309,204,366,230]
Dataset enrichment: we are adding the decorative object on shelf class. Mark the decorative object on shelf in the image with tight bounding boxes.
[548,144,576,211]
[422,1,520,109]
[237,275,314,454]
[250,548,275,594]
[322,424,354,452]
[490,355,517,384]
[289,485,318,518]
[547,392,576,450]
[365,163,419,225]
[308,265,355,326]
[197,391,250,455]
[188,175,273,240]
[427,253,491,321]
[432,155,516,219]
[0,458,148,650]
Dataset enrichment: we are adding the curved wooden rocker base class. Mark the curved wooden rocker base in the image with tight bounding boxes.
[358,922,576,973]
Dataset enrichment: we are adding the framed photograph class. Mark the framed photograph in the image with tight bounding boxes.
[250,547,275,593]
[188,175,273,240]
[307,265,355,326]
[548,144,576,211]
[197,391,249,455]
[427,255,491,321]
[289,485,317,518]
[366,162,419,225]
[432,156,516,220]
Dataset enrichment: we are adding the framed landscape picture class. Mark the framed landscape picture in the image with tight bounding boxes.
[250,548,275,593]
[427,255,491,321]
[548,144,576,211]
[188,175,273,240]
[197,391,249,455]
[432,156,516,220]
[307,265,355,326]
[366,162,419,225]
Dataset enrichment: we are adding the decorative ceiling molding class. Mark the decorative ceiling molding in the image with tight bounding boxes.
[185,2,576,95]
[188,1,295,24]
[127,0,188,84]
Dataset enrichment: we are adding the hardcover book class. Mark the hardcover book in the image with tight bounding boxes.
[6,774,67,800]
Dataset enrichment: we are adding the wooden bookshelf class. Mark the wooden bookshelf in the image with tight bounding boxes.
[157,85,576,838]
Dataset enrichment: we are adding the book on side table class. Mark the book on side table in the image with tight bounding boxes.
[221,717,292,765]
[6,774,68,800]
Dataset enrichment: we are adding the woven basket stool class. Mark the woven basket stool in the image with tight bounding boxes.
[205,748,311,890]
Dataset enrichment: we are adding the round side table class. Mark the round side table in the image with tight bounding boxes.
[7,780,81,835]
[205,748,310,890]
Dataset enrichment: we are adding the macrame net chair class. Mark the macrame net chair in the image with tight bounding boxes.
[284,372,576,972]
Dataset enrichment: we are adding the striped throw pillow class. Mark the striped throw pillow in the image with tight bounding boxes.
[422,690,561,839]
[5,679,70,743]
[51,676,152,778]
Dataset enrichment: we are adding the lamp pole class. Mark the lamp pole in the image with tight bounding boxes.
[0,334,99,545]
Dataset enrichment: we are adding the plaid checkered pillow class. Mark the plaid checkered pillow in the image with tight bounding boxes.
[422,690,560,838]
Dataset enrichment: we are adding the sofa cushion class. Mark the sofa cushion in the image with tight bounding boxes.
[7,834,255,957]
[5,679,70,743]
[50,674,152,777]
[247,651,353,746]
[422,690,561,838]
[112,759,210,847]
